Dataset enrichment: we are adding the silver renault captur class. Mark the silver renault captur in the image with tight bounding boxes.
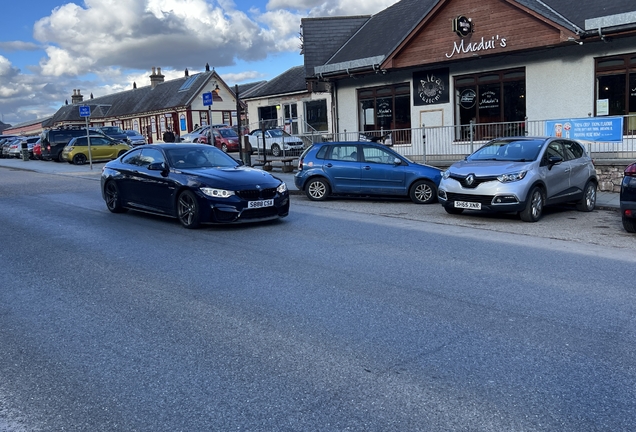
[437,137,597,222]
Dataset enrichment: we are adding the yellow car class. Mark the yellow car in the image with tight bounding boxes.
[61,135,131,165]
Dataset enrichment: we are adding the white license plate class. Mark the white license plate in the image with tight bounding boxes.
[248,199,274,209]
[454,201,481,210]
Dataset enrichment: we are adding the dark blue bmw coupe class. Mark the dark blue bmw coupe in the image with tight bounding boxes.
[101,144,289,228]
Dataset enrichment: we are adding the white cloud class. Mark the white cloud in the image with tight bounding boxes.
[1,0,397,125]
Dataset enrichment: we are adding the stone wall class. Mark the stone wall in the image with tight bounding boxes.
[595,162,628,192]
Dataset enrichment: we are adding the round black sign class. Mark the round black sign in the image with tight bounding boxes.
[459,89,477,109]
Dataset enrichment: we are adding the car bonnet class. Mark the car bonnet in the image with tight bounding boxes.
[448,159,535,176]
[179,166,283,189]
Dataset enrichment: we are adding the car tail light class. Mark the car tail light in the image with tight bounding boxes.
[298,158,304,170]
[625,163,636,177]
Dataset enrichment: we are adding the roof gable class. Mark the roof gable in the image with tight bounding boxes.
[384,0,578,69]
[242,66,307,99]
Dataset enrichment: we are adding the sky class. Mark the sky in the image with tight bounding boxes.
[0,0,399,127]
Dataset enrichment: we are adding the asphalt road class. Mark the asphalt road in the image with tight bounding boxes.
[1,168,635,431]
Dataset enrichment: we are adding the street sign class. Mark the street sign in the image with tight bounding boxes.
[79,105,91,117]
[202,92,213,106]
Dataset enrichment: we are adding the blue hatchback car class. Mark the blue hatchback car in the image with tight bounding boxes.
[294,141,442,204]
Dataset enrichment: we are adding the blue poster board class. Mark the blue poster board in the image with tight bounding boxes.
[545,117,623,142]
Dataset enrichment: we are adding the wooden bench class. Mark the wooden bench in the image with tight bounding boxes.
[254,157,296,172]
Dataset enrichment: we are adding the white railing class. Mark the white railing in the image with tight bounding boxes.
[244,116,636,163]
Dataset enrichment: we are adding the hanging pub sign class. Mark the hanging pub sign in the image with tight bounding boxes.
[453,16,473,38]
[413,68,450,106]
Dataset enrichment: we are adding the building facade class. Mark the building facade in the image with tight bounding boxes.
[303,0,636,146]
[47,65,243,143]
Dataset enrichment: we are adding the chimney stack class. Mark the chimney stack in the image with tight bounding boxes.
[150,67,165,89]
[71,89,84,104]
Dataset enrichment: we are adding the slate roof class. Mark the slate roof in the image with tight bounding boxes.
[301,16,371,76]
[238,81,268,99]
[49,71,218,124]
[241,66,307,100]
[310,0,636,77]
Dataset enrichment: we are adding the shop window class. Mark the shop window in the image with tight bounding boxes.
[454,68,525,139]
[357,84,411,142]
[305,100,328,132]
[595,53,636,132]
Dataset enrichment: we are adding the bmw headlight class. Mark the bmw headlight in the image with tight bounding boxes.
[442,170,450,179]
[497,171,527,183]
[200,187,235,198]
[277,182,287,193]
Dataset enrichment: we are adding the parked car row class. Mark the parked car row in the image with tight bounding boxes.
[0,135,40,159]
[292,137,636,234]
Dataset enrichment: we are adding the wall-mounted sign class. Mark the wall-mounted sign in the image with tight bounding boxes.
[453,16,473,38]
[479,90,499,110]
[413,69,450,106]
[546,117,623,142]
[445,34,508,58]
[459,89,477,109]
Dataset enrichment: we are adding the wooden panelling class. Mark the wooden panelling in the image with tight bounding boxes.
[386,0,569,69]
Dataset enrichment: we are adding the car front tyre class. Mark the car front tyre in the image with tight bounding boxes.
[177,190,201,229]
[305,178,330,201]
[271,144,281,157]
[576,181,596,212]
[73,154,87,165]
[104,181,127,213]
[409,180,436,204]
[520,186,544,222]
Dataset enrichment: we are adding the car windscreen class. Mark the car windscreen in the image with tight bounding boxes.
[217,128,238,138]
[166,146,239,169]
[467,139,545,162]
[101,127,124,135]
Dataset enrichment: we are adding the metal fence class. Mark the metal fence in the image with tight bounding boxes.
[291,115,636,164]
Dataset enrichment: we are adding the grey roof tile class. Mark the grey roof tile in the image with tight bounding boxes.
[242,66,306,99]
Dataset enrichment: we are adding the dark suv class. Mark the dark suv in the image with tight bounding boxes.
[40,127,106,162]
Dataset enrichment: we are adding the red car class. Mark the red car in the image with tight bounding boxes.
[200,127,240,153]
[32,139,42,159]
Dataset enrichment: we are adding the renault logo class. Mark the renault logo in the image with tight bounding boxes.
[465,174,475,186]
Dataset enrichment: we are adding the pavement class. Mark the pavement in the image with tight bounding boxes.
[0,156,620,210]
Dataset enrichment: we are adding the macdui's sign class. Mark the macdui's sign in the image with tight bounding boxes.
[413,69,450,106]
[446,34,508,58]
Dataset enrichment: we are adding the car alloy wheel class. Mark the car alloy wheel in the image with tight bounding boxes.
[410,180,436,204]
[177,190,201,229]
[576,181,596,212]
[104,181,126,213]
[306,178,330,201]
[221,143,228,153]
[73,154,87,165]
[520,186,543,222]
[271,144,281,157]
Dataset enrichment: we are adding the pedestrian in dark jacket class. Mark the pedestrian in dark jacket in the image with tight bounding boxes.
[163,129,175,143]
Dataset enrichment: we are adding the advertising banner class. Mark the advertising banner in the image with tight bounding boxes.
[545,117,623,142]
[413,68,449,106]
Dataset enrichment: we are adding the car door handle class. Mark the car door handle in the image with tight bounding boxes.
[564,168,571,173]
[325,163,333,168]
[363,166,371,170]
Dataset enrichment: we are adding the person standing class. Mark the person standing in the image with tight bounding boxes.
[163,128,175,143]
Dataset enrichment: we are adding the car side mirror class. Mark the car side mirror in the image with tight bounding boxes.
[394,157,402,165]
[548,155,563,165]
[148,161,168,174]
